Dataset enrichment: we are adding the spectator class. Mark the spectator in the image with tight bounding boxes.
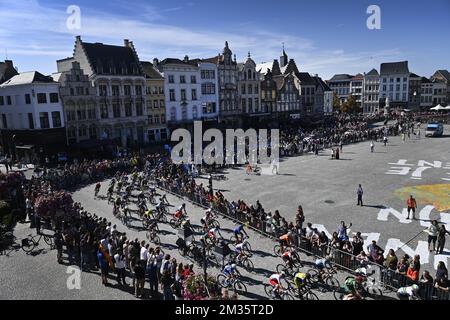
[97,246,109,286]
[114,250,127,286]
[385,249,398,270]
[406,255,420,284]
[367,240,384,264]
[134,261,146,298]
[419,271,433,285]
[161,269,174,300]
[437,224,450,254]
[435,262,448,284]
[425,220,439,252]
[351,232,364,256]
[397,256,409,276]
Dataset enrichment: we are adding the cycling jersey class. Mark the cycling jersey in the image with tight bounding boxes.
[294,273,307,288]
[279,234,289,242]
[315,258,329,270]
[269,274,281,284]
[234,225,244,234]
[208,228,219,238]
[223,265,235,276]
[234,243,244,252]
[344,277,357,292]
[175,210,183,219]
[282,251,292,259]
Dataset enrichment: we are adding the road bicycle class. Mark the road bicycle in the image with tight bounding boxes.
[264,284,294,300]
[307,266,341,291]
[146,228,161,245]
[217,273,247,295]
[21,233,54,253]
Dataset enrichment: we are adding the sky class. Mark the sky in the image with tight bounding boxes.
[0,0,449,80]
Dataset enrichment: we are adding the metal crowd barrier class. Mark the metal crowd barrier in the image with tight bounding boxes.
[153,180,449,300]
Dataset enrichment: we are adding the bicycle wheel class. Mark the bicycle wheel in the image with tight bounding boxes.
[325,277,340,291]
[363,285,383,297]
[160,214,168,223]
[233,280,248,295]
[169,219,178,229]
[306,291,319,301]
[43,235,54,247]
[333,288,346,300]
[264,284,274,298]
[276,264,286,274]
[229,235,237,243]
[217,274,228,288]
[292,252,303,267]
[152,235,161,245]
[273,245,282,256]
[282,292,295,300]
[307,269,320,283]
[242,258,254,272]
[21,236,35,253]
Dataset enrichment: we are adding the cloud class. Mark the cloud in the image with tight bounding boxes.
[0,0,404,79]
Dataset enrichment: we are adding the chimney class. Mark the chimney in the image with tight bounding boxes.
[153,58,159,67]
[184,55,189,63]
[315,74,318,77]
[5,60,13,69]
[124,39,130,47]
[76,35,81,42]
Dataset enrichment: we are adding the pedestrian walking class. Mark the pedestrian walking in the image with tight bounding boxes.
[357,184,364,206]
[406,195,417,220]
[437,225,450,254]
[370,141,374,153]
[425,220,439,253]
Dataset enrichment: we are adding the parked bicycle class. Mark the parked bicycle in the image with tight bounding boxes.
[21,233,54,253]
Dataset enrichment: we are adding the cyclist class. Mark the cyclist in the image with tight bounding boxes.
[315,257,332,281]
[233,241,248,262]
[282,247,295,269]
[269,272,286,297]
[223,262,239,281]
[178,203,187,216]
[397,284,420,300]
[342,276,363,300]
[207,226,223,244]
[279,231,293,253]
[233,224,248,242]
[294,272,311,293]
[94,182,101,197]
[200,209,214,229]
[107,184,114,201]
[138,199,147,216]
[137,190,145,203]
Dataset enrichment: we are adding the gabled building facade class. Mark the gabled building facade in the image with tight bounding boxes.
[326,74,353,105]
[57,37,148,148]
[379,61,410,110]
[431,70,450,105]
[238,52,261,115]
[362,69,380,114]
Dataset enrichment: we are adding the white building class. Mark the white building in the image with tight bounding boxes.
[379,61,410,110]
[157,57,201,124]
[420,77,433,109]
[0,71,65,161]
[363,69,380,114]
[198,60,219,120]
[349,74,364,107]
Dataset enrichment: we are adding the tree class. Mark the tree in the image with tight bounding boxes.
[341,95,360,114]
[332,91,341,111]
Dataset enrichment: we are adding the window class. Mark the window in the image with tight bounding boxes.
[191,75,196,83]
[52,111,62,128]
[39,112,50,128]
[148,115,153,124]
[383,78,386,83]
[241,98,246,110]
[210,70,215,79]
[100,103,108,119]
[125,103,132,117]
[89,126,97,139]
[77,107,86,120]
[248,69,252,80]
[76,87,84,95]
[168,75,174,83]
[0,96,3,105]
[201,70,206,79]
[70,88,75,96]
[112,85,120,96]
[28,113,34,129]
[161,114,166,124]
[78,125,87,137]
[403,84,407,91]
[99,85,107,96]
[241,84,246,94]
[192,106,198,119]
[396,84,400,91]
[85,88,89,95]
[402,93,407,101]
[396,78,400,82]
[136,102,143,116]
[159,87,164,94]
[169,89,175,101]
[170,107,176,121]
[25,94,31,104]
[248,84,252,94]
[181,106,187,120]
[50,93,59,103]
[153,100,158,108]
[88,107,96,119]
[181,89,186,101]
[191,89,197,100]
[180,75,186,83]
[382,85,386,91]
[248,98,252,112]
[124,85,131,96]
[37,93,47,104]
[389,85,393,91]
[154,115,160,124]
[135,85,142,96]
[113,103,121,118]
[403,77,407,82]
[2,114,7,128]
[152,86,158,95]
[7,96,12,105]
[160,99,165,108]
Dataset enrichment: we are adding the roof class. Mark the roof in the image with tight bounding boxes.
[0,71,56,87]
[0,60,18,84]
[51,72,63,82]
[141,61,164,79]
[282,59,300,75]
[158,58,198,67]
[366,68,379,76]
[351,73,364,81]
[421,77,431,84]
[81,41,143,76]
[409,72,421,78]
[202,56,220,64]
[296,72,315,85]
[256,61,273,75]
[314,76,332,91]
[435,70,450,82]
[380,61,409,75]
[328,74,354,82]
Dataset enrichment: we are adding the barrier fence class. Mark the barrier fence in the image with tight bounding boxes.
[154,179,450,301]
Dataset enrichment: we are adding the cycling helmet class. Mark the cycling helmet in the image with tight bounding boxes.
[280,271,286,277]
[411,284,419,292]
[231,264,236,269]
